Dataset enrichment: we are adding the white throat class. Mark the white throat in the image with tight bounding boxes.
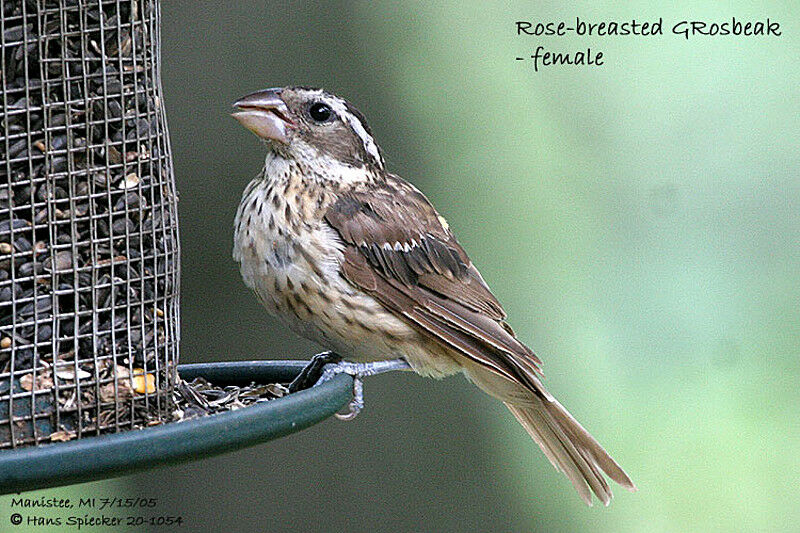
[264,145,375,187]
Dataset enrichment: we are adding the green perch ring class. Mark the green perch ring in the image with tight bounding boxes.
[0,360,353,495]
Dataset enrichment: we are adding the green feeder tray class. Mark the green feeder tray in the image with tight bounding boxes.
[0,360,353,495]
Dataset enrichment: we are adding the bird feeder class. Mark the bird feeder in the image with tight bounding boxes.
[1,0,180,448]
[0,0,350,493]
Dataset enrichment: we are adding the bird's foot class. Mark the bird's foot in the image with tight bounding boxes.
[314,359,411,421]
[287,351,342,394]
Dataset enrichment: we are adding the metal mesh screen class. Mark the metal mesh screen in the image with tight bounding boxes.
[0,0,180,448]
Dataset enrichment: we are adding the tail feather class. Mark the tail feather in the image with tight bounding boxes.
[546,398,635,491]
[463,360,635,505]
[506,397,636,506]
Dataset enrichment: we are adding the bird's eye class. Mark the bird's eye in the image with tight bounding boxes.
[308,102,333,123]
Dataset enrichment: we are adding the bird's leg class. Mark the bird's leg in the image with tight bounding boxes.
[314,359,412,421]
[287,351,342,393]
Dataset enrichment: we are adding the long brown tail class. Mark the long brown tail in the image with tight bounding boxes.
[505,396,636,506]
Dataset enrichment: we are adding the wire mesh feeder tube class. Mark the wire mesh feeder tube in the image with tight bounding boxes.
[0,0,180,447]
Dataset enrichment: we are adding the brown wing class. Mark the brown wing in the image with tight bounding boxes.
[325,174,544,392]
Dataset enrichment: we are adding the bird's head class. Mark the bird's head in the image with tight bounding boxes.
[232,86,385,175]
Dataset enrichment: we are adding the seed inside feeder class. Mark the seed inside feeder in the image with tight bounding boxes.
[118,173,140,190]
[132,369,157,394]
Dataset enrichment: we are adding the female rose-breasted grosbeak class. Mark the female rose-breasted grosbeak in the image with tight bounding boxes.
[232,86,635,506]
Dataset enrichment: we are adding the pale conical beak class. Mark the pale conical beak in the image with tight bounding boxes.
[232,88,293,143]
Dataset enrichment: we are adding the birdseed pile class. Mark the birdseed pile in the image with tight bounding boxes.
[0,0,179,447]
[171,378,289,422]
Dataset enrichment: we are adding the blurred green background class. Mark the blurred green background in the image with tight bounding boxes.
[8,1,797,532]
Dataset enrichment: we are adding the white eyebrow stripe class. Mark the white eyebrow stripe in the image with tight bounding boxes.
[344,113,384,168]
[325,95,385,169]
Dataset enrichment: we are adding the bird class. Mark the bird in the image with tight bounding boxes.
[231,86,636,506]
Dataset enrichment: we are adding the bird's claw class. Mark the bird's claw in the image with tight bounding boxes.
[313,359,411,421]
[334,377,364,420]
